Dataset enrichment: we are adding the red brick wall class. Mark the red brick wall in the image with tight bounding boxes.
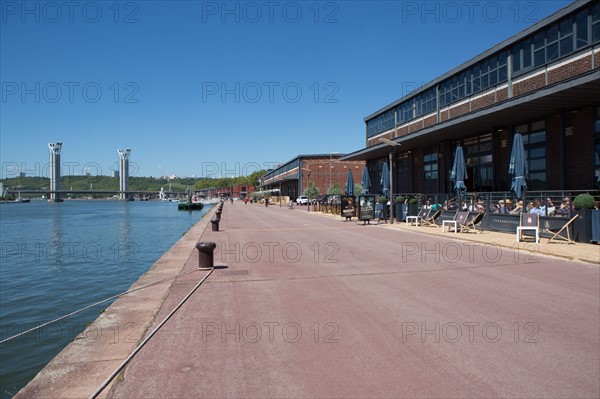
[302,158,364,195]
[471,93,495,111]
[546,114,562,189]
[548,56,593,85]
[513,73,545,97]
[564,106,595,189]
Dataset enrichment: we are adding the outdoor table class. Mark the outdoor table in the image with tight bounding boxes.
[406,216,420,226]
[516,226,539,243]
[442,220,457,233]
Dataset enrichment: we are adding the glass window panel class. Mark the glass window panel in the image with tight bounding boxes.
[529,131,546,143]
[523,39,532,68]
[534,48,545,67]
[529,147,545,158]
[560,36,573,56]
[512,45,522,71]
[530,159,546,171]
[499,64,507,82]
[593,1,600,23]
[560,18,572,37]
[489,55,497,69]
[531,120,545,131]
[473,76,480,93]
[593,21,600,43]
[547,42,559,61]
[481,73,490,89]
[533,31,545,50]
[490,69,498,85]
[576,10,589,48]
[547,24,559,42]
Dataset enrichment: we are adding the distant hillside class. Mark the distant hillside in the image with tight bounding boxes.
[0,169,266,194]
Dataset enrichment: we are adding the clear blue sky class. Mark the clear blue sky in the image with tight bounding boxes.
[1,0,573,178]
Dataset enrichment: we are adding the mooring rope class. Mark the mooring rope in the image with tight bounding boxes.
[89,267,214,399]
[0,267,204,345]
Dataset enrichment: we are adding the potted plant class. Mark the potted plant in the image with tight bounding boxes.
[408,196,419,216]
[395,196,405,222]
[573,193,595,243]
[378,196,389,219]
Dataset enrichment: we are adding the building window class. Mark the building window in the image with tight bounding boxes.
[423,151,438,180]
[518,120,547,190]
[593,1,600,43]
[462,134,493,191]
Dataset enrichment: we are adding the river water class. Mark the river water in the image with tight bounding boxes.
[0,200,212,397]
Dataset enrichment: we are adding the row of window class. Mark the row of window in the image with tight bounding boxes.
[366,1,600,138]
[418,124,547,190]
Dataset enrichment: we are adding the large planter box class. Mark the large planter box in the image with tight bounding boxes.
[395,204,408,222]
[573,208,593,243]
[408,204,418,216]
[592,210,600,244]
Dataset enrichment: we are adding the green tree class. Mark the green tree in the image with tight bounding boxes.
[354,183,364,196]
[327,181,342,195]
[304,182,319,199]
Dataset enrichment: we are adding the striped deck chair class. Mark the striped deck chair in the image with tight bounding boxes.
[459,212,485,233]
[546,214,578,244]
[451,211,470,232]
[421,209,443,227]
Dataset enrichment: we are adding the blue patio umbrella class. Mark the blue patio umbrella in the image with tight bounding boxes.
[380,161,390,198]
[450,145,468,194]
[361,166,371,195]
[509,132,528,200]
[345,169,355,196]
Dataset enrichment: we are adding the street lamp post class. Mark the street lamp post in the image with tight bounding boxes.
[379,137,400,224]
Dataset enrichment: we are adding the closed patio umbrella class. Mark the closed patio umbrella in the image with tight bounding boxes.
[381,161,390,198]
[450,146,467,203]
[509,132,528,200]
[345,169,355,196]
[361,166,371,195]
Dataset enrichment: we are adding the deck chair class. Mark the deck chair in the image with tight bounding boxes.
[546,214,578,244]
[421,209,442,227]
[407,208,429,226]
[450,211,470,232]
[460,212,485,233]
[516,213,539,243]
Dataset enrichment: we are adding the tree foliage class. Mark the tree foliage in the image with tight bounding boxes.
[304,182,319,199]
[327,182,342,195]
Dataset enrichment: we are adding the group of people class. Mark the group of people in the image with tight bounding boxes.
[434,196,591,217]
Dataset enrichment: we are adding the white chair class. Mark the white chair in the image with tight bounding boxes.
[516,213,539,243]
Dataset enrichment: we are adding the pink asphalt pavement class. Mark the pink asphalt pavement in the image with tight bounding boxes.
[109,202,599,398]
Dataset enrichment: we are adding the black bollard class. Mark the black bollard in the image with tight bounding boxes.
[211,216,220,231]
[216,210,222,219]
[196,241,216,269]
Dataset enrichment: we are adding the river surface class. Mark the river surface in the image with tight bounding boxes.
[0,200,212,397]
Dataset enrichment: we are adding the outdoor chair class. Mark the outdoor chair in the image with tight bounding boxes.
[459,212,485,233]
[442,211,460,233]
[421,209,442,227]
[407,208,429,226]
[450,211,470,232]
[516,213,540,243]
[546,214,578,244]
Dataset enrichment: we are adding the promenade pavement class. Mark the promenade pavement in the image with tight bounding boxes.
[106,202,599,398]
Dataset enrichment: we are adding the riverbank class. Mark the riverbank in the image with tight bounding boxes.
[14,205,218,398]
[16,202,599,398]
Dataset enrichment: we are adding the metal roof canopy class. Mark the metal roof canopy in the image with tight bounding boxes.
[342,71,600,161]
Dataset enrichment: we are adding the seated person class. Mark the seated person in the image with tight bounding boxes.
[555,197,574,216]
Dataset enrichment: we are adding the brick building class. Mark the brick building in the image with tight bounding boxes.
[196,184,255,199]
[261,155,365,199]
[343,0,600,197]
